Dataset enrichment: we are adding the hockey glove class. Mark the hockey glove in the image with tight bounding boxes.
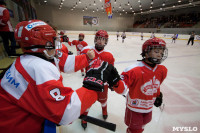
[83,60,112,92]
[68,51,73,55]
[154,92,163,107]
[62,35,69,42]
[107,65,121,88]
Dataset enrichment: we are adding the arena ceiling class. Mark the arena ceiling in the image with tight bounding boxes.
[35,0,200,14]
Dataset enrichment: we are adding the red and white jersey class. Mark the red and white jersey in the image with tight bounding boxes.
[114,61,167,113]
[0,5,13,32]
[61,43,69,54]
[0,55,97,133]
[81,46,115,66]
[68,40,88,55]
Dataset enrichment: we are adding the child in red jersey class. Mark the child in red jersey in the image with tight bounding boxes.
[80,30,115,130]
[67,33,88,76]
[107,37,168,133]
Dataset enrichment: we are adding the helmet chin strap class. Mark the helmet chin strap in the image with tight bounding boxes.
[95,43,105,51]
[43,50,55,59]
[147,57,161,64]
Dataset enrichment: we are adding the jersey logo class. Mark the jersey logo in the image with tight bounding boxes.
[77,44,84,51]
[5,68,20,89]
[50,88,65,101]
[140,76,160,95]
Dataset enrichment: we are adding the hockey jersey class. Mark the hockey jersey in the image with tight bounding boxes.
[114,61,167,113]
[0,5,13,32]
[0,54,97,133]
[81,46,115,66]
[68,40,88,55]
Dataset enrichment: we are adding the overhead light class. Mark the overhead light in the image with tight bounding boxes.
[150,6,152,8]
[82,9,84,11]
[114,0,116,4]
[94,1,96,5]
[75,2,78,6]
[61,0,65,1]
[120,13,122,15]
[71,8,73,10]
[119,4,121,8]
[73,5,75,8]
[97,8,98,11]
[138,0,140,2]
[100,0,102,2]
[178,0,181,2]
[173,5,175,7]
[93,10,95,12]
[151,0,153,5]
[127,1,130,6]
[130,6,132,10]
[150,10,151,11]
[140,8,142,10]
[61,2,63,5]
[132,10,134,12]
[101,5,103,9]
[122,8,125,11]
[125,12,127,14]
[79,0,81,3]
[160,8,162,10]
[59,8,61,9]
[162,2,165,6]
[44,0,47,2]
[139,3,142,8]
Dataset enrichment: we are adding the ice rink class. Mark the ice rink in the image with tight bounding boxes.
[58,33,200,133]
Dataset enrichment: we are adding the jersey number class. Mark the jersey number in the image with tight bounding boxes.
[50,88,65,101]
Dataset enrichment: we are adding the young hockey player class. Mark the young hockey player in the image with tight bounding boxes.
[150,32,155,38]
[67,33,88,76]
[107,37,168,133]
[117,31,119,41]
[80,30,115,129]
[172,34,177,43]
[141,32,144,40]
[0,20,113,133]
[121,31,126,43]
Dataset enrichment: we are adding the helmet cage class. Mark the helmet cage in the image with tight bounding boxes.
[143,45,168,64]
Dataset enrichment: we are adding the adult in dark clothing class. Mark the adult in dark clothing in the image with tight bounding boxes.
[187,32,195,46]
[0,0,16,56]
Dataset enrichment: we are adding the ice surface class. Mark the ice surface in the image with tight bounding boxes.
[57,33,200,133]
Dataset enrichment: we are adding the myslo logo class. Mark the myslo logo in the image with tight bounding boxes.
[172,127,198,132]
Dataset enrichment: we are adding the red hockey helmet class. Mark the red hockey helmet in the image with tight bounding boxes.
[141,37,168,64]
[14,20,56,53]
[79,33,85,38]
[60,31,64,35]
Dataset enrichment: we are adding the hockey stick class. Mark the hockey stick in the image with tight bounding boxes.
[79,115,116,132]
